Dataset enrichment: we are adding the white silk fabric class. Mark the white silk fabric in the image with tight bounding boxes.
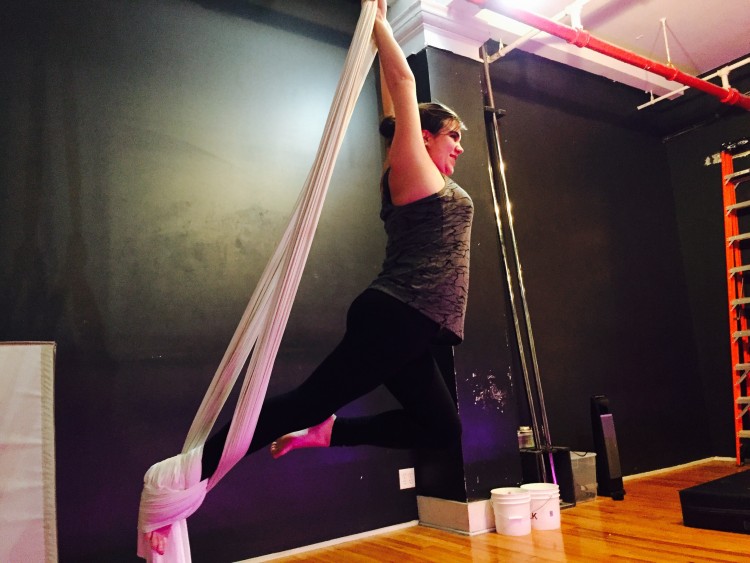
[137,3,378,561]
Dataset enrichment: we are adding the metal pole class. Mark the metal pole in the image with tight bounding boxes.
[480,45,540,447]
[481,45,555,481]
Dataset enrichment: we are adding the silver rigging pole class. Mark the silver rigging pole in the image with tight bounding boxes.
[480,43,555,482]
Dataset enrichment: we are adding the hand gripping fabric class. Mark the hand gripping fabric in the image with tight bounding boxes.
[136,3,378,561]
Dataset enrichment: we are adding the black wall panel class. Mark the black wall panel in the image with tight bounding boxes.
[3,0,748,559]
[0,1,419,560]
[421,48,523,500]
[482,49,713,473]
[666,112,750,457]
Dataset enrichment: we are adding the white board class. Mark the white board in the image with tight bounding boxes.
[0,342,57,562]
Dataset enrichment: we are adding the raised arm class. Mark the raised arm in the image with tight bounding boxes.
[371,0,445,205]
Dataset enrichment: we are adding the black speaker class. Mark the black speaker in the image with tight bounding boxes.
[520,446,576,505]
[591,395,625,500]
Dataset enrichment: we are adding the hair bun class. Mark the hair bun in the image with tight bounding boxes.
[379,116,396,141]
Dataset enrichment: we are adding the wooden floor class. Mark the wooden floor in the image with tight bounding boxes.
[272,460,749,562]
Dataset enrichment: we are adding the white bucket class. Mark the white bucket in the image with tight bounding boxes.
[521,482,561,530]
[490,487,531,536]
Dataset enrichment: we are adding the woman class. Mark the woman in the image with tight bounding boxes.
[148,0,472,554]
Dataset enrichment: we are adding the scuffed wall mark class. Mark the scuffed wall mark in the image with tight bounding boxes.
[470,371,507,411]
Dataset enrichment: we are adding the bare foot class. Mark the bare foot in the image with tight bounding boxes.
[270,415,336,459]
[146,525,171,555]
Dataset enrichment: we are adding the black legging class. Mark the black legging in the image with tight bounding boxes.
[201,288,462,480]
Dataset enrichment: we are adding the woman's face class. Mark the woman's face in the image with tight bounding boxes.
[424,122,464,176]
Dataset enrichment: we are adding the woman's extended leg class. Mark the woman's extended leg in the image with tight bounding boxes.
[329,349,461,450]
[200,289,440,479]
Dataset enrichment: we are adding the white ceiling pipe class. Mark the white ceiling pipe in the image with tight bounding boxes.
[568,0,587,30]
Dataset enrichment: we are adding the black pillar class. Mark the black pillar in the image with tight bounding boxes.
[410,47,523,502]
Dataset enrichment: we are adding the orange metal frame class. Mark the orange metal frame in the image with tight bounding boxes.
[721,151,746,465]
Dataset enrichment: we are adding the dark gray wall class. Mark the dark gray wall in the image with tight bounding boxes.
[4,0,750,559]
[1,1,530,560]
[478,48,750,469]
[482,49,718,473]
[0,1,420,561]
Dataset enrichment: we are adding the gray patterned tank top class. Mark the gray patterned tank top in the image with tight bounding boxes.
[368,170,474,344]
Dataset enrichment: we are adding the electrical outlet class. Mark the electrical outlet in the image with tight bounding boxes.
[399,467,415,489]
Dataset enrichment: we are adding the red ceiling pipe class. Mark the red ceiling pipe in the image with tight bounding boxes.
[472,0,750,111]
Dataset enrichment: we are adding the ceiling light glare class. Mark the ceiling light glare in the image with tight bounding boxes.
[475,7,533,35]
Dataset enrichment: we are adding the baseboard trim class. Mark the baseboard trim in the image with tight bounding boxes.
[416,496,495,536]
[242,520,419,562]
[622,456,737,482]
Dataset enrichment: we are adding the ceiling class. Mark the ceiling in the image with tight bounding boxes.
[385,0,750,108]
[470,0,750,76]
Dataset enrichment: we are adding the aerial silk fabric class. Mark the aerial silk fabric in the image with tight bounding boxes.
[136,3,378,561]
